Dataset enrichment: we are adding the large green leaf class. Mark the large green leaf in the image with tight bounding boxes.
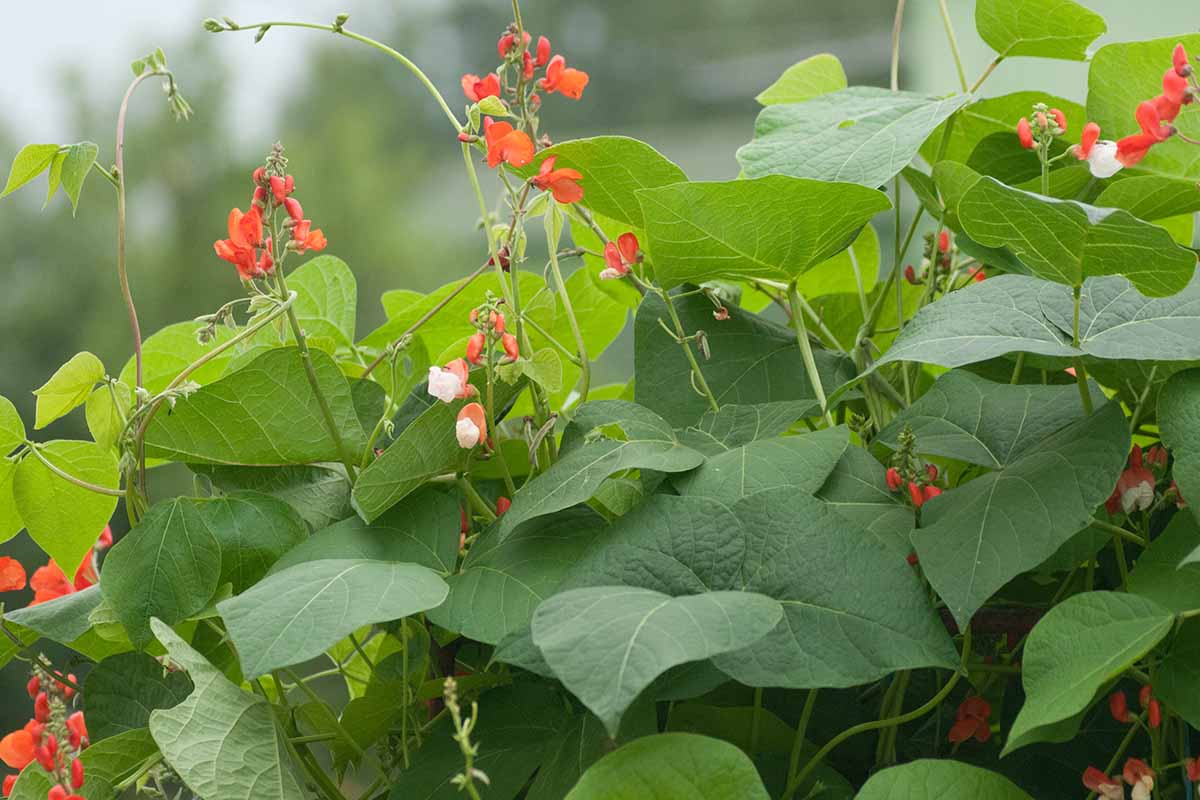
[491,401,703,543]
[148,619,305,800]
[872,274,1200,372]
[8,729,154,800]
[194,463,351,531]
[676,401,810,456]
[954,176,1195,296]
[815,447,913,556]
[0,458,23,544]
[287,255,357,347]
[0,395,23,454]
[523,136,687,228]
[738,87,970,187]
[428,506,605,644]
[532,586,782,735]
[975,0,1105,60]
[4,585,103,644]
[1156,619,1200,730]
[217,558,448,678]
[756,53,846,105]
[1094,175,1200,221]
[122,322,238,394]
[921,93,1084,166]
[527,705,657,800]
[1126,513,1200,612]
[144,346,365,465]
[272,486,459,575]
[351,372,525,522]
[877,370,1102,468]
[1087,35,1200,179]
[13,440,118,573]
[564,733,770,800]
[33,351,104,429]
[674,425,848,503]
[85,651,194,741]
[561,490,956,689]
[635,291,856,427]
[636,176,889,289]
[859,760,1034,799]
[1005,592,1174,754]
[1157,368,1200,525]
[914,402,1129,629]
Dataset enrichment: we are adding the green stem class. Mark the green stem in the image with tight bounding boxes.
[545,208,590,404]
[89,160,119,189]
[786,689,820,790]
[1010,353,1026,384]
[847,243,870,322]
[1085,713,1147,800]
[750,687,764,757]
[485,342,517,495]
[24,443,125,496]
[659,289,719,412]
[788,281,835,426]
[935,0,969,92]
[1088,517,1148,547]
[1071,286,1094,416]
[459,477,497,522]
[969,57,1003,93]
[889,0,907,92]
[892,178,912,405]
[783,627,971,800]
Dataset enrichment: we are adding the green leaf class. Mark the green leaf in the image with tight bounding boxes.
[14,440,118,573]
[636,176,889,289]
[428,506,605,644]
[975,0,1105,60]
[676,402,810,456]
[1005,591,1174,754]
[1094,175,1200,220]
[193,463,351,531]
[287,255,357,347]
[915,402,1129,629]
[144,347,366,465]
[4,585,103,644]
[564,733,770,800]
[0,395,24,454]
[122,321,238,394]
[100,497,222,647]
[1157,368,1200,527]
[532,586,782,735]
[44,150,64,206]
[0,459,22,544]
[674,425,848,503]
[1087,35,1200,179]
[85,651,193,740]
[490,401,704,543]
[738,87,970,187]
[523,136,687,228]
[877,370,1103,468]
[859,760,1034,799]
[635,291,857,427]
[498,347,563,394]
[1155,619,1200,730]
[33,351,104,429]
[217,558,448,678]
[922,93,1085,166]
[871,274,1200,372]
[148,619,306,800]
[2,144,60,197]
[954,176,1196,296]
[76,728,160,788]
[1126,512,1200,611]
[816,447,914,555]
[59,141,99,213]
[85,383,132,451]
[270,486,459,575]
[351,372,525,521]
[756,53,847,105]
[528,706,657,800]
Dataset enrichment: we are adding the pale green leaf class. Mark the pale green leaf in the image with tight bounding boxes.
[121,321,238,394]
[33,351,104,429]
[0,395,24,454]
[60,141,99,213]
[975,0,1105,60]
[756,53,847,105]
[287,255,357,347]
[2,144,60,197]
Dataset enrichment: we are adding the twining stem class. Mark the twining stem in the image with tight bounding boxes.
[273,269,360,478]
[970,57,1003,94]
[659,289,719,412]
[787,281,835,426]
[847,243,870,321]
[115,72,154,396]
[783,627,972,800]
[889,0,907,92]
[786,689,820,790]
[935,0,969,93]
[545,208,591,403]
[892,178,912,404]
[485,339,517,495]
[1071,286,1095,416]
[25,444,125,497]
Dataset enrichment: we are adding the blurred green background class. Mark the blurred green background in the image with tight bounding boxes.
[0,0,1189,729]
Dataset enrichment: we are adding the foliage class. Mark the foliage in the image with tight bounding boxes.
[1,3,1199,800]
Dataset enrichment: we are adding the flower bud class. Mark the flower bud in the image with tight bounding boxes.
[44,735,57,759]
[1174,43,1192,77]
[1049,107,1068,132]
[1109,690,1130,723]
[495,496,512,515]
[885,467,903,491]
[35,745,54,772]
[47,786,68,800]
[26,676,40,699]
[252,167,265,184]
[1148,698,1161,728]
[1017,117,1035,149]
[71,758,84,789]
[465,333,486,365]
[922,485,942,502]
[903,264,920,285]
[536,36,551,67]
[284,197,303,222]
[34,692,50,723]
[491,312,506,335]
[523,51,534,80]
[501,332,519,361]
[938,229,951,254]
[3,774,16,797]
[202,18,224,32]
[925,464,939,482]
[906,552,919,566]
[909,482,925,508]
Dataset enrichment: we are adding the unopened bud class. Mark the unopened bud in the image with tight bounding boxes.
[333,13,350,31]
[202,18,224,33]
[254,25,270,43]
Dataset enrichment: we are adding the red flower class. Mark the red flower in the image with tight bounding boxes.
[30,561,74,606]
[33,693,49,724]
[269,174,295,205]
[1049,107,1068,132]
[214,206,268,280]
[885,467,903,491]
[1123,757,1155,798]
[1016,117,1034,149]
[1083,766,1123,799]
[290,220,327,255]
[501,332,520,361]
[1135,100,1174,142]
[539,55,589,100]
[1109,690,1130,723]
[25,677,39,700]
[0,730,34,770]
[535,36,551,67]
[483,118,535,169]
[497,30,530,58]
[3,774,15,797]
[65,712,87,751]
[71,758,84,790]
[1145,444,1168,471]
[908,482,925,508]
[1147,698,1161,728]
[937,230,951,254]
[523,51,535,80]
[1107,445,1157,514]
[465,332,485,365]
[601,232,639,280]
[947,695,991,743]
[461,73,501,103]
[530,156,583,203]
[0,558,25,592]
[1175,43,1193,77]
[456,403,488,449]
[925,464,939,482]
[922,485,942,502]
[1186,756,1200,782]
[1116,131,1162,168]
[96,526,113,551]
[495,496,512,515]
[903,264,920,285]
[47,787,66,800]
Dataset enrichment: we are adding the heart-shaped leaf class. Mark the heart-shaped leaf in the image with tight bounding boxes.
[975,0,1106,61]
[860,760,1034,799]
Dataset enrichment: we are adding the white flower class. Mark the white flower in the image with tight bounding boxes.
[427,366,464,403]
[456,416,481,448]
[1085,140,1124,178]
[1131,776,1153,800]
[598,267,625,280]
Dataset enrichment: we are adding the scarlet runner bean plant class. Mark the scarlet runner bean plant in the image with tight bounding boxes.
[4,2,1200,798]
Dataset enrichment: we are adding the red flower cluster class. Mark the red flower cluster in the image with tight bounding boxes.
[1083,758,1157,799]
[2,669,88,799]
[886,463,941,509]
[948,695,991,743]
[1072,43,1195,177]
[1105,444,1174,515]
[1,527,113,606]
[530,156,583,204]
[600,232,640,280]
[214,165,325,279]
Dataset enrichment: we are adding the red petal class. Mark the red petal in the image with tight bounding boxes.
[0,558,26,592]
[617,232,640,264]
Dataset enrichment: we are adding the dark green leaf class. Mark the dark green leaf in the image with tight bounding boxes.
[860,760,1034,799]
[85,652,193,740]
[195,463,351,530]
